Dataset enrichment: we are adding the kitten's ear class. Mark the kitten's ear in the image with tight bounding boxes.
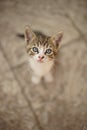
[25,26,36,42]
[51,31,63,48]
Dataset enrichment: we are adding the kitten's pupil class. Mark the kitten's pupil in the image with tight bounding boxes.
[45,49,52,54]
[32,47,39,53]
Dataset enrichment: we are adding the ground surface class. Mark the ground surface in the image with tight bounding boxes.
[0,0,87,130]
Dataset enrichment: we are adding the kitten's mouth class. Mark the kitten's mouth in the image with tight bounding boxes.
[37,59,44,63]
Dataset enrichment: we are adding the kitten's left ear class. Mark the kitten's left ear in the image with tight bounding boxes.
[25,25,36,43]
[51,31,63,48]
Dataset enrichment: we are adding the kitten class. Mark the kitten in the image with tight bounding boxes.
[24,26,63,84]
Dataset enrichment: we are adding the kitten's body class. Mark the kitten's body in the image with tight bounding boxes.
[17,26,63,84]
[27,32,55,83]
[29,58,54,84]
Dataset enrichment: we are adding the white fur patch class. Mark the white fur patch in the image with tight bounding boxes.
[29,58,54,77]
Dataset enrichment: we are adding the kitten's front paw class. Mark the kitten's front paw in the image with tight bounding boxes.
[44,73,53,83]
[31,76,41,84]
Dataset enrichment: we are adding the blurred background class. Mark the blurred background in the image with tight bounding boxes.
[0,0,87,130]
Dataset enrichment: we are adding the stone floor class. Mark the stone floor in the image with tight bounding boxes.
[0,0,87,130]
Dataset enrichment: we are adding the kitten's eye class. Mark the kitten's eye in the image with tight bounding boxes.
[32,47,39,53]
[45,49,52,55]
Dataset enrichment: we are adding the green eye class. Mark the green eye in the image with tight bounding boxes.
[45,49,52,54]
[32,47,39,53]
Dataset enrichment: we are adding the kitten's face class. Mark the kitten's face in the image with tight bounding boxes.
[28,41,55,63]
[25,26,63,63]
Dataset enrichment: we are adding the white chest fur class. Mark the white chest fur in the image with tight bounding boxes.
[29,59,54,77]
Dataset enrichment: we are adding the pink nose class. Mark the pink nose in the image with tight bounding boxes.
[38,56,44,60]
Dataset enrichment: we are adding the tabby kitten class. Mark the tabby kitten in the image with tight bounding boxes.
[25,26,63,84]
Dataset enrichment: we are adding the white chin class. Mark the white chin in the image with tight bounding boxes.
[37,60,44,63]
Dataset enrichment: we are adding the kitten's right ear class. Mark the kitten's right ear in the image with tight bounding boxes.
[25,26,36,43]
[50,31,63,48]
